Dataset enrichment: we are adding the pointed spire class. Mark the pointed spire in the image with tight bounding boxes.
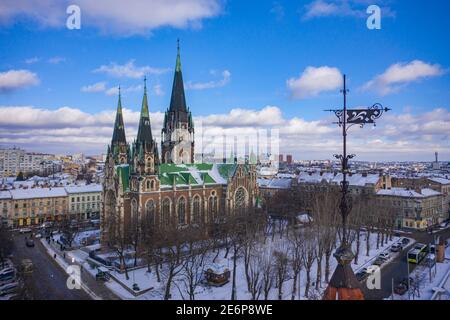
[169,39,187,113]
[137,77,153,144]
[176,38,181,72]
[111,86,127,145]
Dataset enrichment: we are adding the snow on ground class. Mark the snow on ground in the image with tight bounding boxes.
[391,245,450,300]
[77,231,401,300]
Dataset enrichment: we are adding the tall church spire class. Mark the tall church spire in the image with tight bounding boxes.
[169,39,187,113]
[136,77,153,144]
[111,86,127,145]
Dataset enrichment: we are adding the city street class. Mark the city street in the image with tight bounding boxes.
[10,232,91,300]
[362,228,450,300]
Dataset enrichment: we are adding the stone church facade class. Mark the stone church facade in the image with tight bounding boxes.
[102,44,259,240]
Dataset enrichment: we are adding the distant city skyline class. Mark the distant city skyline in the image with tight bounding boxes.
[0,1,449,161]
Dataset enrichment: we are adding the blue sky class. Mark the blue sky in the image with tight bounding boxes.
[0,0,449,161]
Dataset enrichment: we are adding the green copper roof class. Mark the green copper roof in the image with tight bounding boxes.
[116,164,130,192]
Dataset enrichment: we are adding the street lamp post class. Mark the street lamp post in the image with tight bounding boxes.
[323,74,390,300]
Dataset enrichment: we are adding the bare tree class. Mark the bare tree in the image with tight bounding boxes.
[247,243,265,300]
[261,250,275,300]
[159,225,187,300]
[302,229,316,298]
[179,228,211,300]
[273,242,290,300]
[288,229,304,300]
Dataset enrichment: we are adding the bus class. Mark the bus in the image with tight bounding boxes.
[407,243,428,264]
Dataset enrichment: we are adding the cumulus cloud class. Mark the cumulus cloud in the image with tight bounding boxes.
[93,60,170,79]
[0,104,448,161]
[362,60,444,95]
[287,66,342,99]
[0,69,40,93]
[81,82,107,93]
[0,0,222,35]
[302,0,395,20]
[185,70,231,90]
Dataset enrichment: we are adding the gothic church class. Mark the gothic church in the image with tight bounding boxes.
[102,44,258,239]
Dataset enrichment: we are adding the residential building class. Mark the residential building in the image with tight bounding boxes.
[66,184,102,220]
[376,188,445,230]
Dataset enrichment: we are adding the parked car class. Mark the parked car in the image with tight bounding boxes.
[95,267,110,282]
[401,238,410,245]
[378,252,390,260]
[356,271,368,281]
[20,259,33,274]
[0,281,19,296]
[361,265,378,275]
[19,228,32,234]
[394,282,408,295]
[373,258,385,266]
[390,243,402,252]
[0,268,15,281]
[35,233,42,239]
[25,239,35,247]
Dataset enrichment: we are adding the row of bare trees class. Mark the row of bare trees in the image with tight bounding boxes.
[100,185,397,300]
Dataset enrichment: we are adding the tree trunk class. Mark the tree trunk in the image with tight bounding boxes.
[315,257,322,289]
[291,270,299,300]
[304,268,311,298]
[325,251,331,283]
[231,246,238,300]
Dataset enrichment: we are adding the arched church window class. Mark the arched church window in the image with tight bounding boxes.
[208,195,218,221]
[234,187,247,214]
[146,200,155,225]
[178,197,186,225]
[193,196,201,224]
[162,198,171,225]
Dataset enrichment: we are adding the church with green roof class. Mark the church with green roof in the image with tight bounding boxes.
[102,42,259,240]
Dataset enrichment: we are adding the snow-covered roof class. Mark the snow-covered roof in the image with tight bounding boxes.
[0,191,11,200]
[64,184,102,194]
[204,263,229,274]
[377,187,441,198]
[10,187,67,200]
[298,172,380,186]
[258,177,292,189]
[428,177,450,185]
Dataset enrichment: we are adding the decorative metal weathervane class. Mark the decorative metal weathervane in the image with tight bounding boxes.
[323,74,390,299]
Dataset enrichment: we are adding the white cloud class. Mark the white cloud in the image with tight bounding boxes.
[0,69,40,93]
[47,56,66,64]
[25,57,40,64]
[362,60,444,95]
[81,82,107,93]
[105,84,143,96]
[1,104,447,161]
[0,0,222,35]
[94,60,170,79]
[302,0,395,20]
[185,70,231,90]
[153,84,165,96]
[270,2,285,21]
[287,66,342,99]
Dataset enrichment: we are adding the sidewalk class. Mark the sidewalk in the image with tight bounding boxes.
[40,237,120,300]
